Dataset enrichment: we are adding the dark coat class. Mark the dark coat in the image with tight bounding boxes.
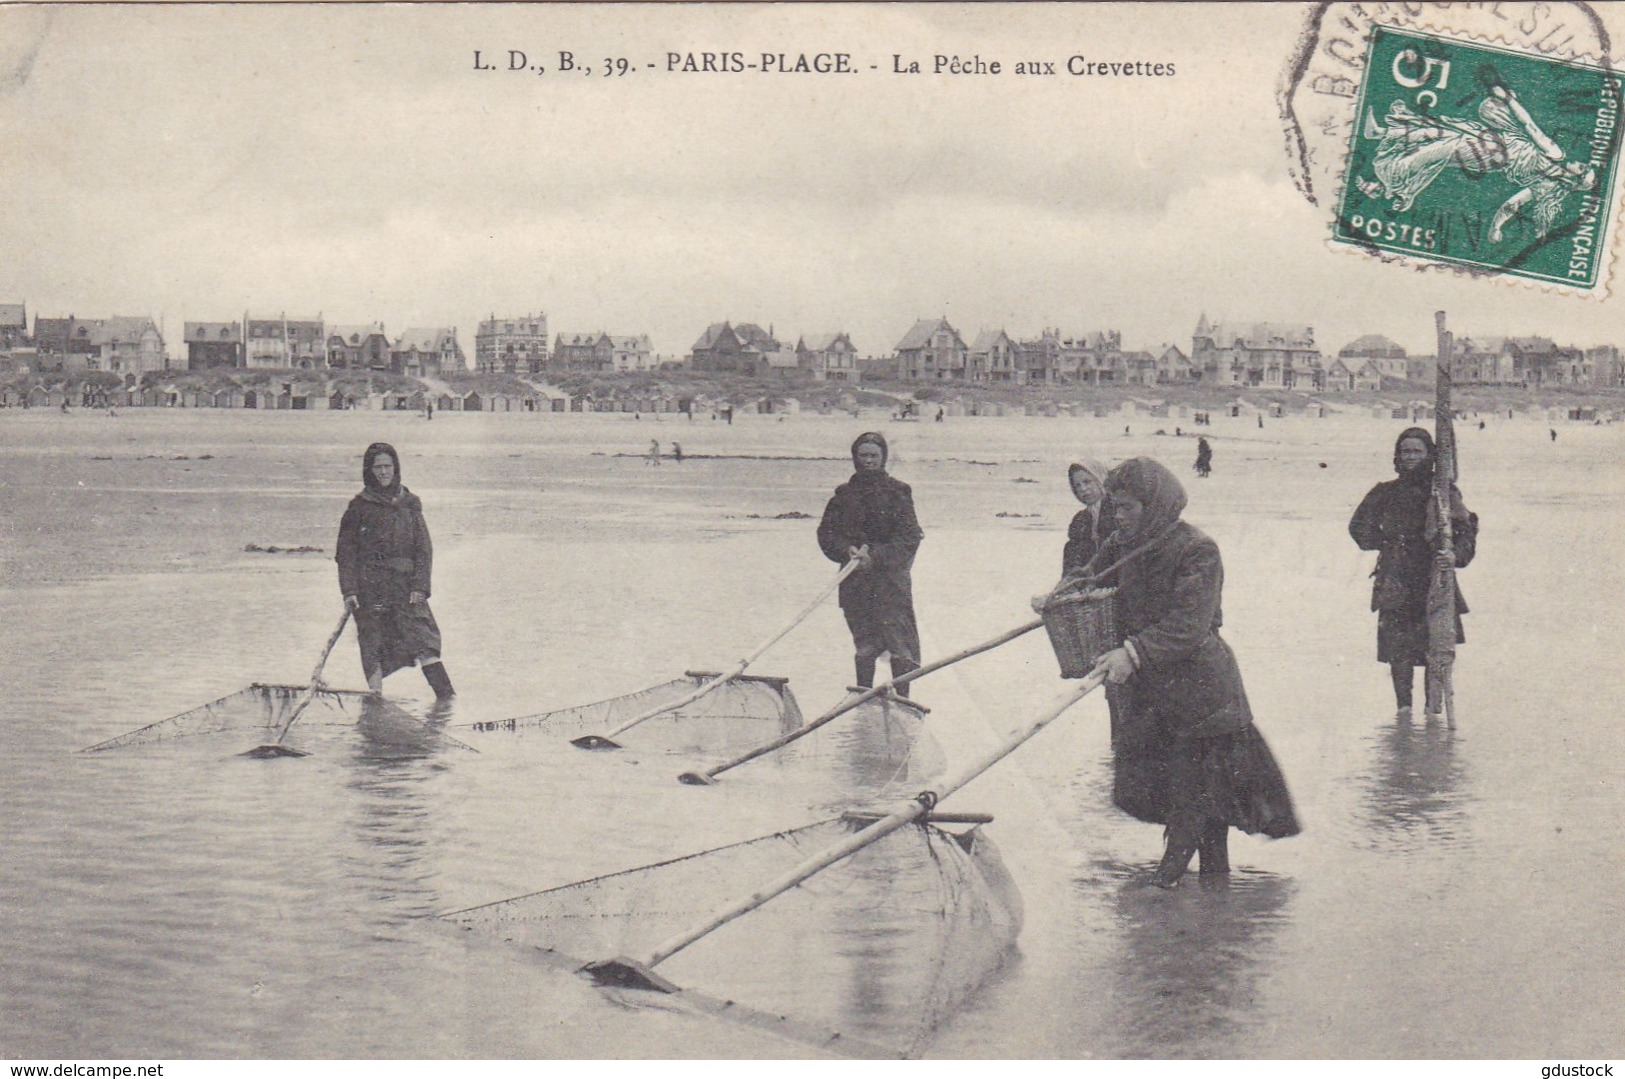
[1062,499,1116,577]
[1349,476,1476,614]
[817,470,922,622]
[1111,520,1253,741]
[336,488,433,606]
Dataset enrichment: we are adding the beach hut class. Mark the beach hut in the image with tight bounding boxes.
[461,390,483,412]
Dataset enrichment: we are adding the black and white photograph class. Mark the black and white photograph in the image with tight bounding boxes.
[2,1,1623,1065]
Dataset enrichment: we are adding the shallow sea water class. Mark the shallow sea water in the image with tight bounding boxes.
[1,406,1621,1058]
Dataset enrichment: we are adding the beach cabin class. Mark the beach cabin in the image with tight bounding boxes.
[461,391,483,412]
[435,393,456,413]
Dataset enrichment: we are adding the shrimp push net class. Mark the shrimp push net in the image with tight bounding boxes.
[446,814,1023,1058]
[81,684,469,756]
[459,671,803,756]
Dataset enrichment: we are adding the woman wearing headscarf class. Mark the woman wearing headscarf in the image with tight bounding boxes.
[1090,457,1299,888]
[336,443,454,699]
[1033,456,1116,609]
[1060,457,1114,578]
[1349,427,1477,719]
[817,432,923,694]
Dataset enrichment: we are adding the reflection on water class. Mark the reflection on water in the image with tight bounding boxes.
[1079,864,1296,1058]
[341,698,455,928]
[1360,715,1471,853]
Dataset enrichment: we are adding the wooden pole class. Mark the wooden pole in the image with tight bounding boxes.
[586,674,1104,988]
[572,560,859,748]
[677,617,1044,784]
[1428,312,1459,727]
[243,607,351,757]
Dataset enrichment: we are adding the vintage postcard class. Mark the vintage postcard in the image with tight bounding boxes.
[2,2,1622,1066]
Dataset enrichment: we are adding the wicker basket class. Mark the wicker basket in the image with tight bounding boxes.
[1041,588,1119,679]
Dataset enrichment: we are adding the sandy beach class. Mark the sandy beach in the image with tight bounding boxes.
[2,405,1621,1058]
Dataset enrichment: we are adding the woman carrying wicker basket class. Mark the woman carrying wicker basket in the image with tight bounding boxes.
[1089,457,1299,889]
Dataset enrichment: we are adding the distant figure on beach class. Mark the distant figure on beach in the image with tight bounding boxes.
[1124,425,1130,435]
[723,406,734,425]
[936,407,944,422]
[425,402,433,421]
[1479,421,1486,430]
[1194,437,1213,478]
[336,442,453,699]
[646,439,661,466]
[817,432,922,696]
[1090,457,1300,888]
[1257,414,1264,429]
[59,401,69,414]
[1550,428,1557,442]
[672,442,683,464]
[1349,428,1477,720]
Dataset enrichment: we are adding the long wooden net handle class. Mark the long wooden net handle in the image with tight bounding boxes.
[697,617,1045,781]
[640,674,1104,971]
[271,607,352,746]
[604,560,859,739]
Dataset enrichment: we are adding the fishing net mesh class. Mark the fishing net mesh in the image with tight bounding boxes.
[82,684,373,752]
[448,816,1021,1057]
[463,674,802,754]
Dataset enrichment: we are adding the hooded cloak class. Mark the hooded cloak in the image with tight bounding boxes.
[1350,428,1478,662]
[336,443,441,678]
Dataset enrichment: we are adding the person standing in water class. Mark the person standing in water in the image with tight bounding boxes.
[336,442,454,699]
[1090,457,1300,888]
[646,438,661,466]
[1349,428,1477,719]
[817,432,923,695]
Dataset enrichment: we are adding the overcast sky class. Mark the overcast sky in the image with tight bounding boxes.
[3,2,1624,361]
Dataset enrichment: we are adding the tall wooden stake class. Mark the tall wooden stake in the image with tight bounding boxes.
[1429,312,1459,728]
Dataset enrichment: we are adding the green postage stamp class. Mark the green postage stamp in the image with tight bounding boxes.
[1335,25,1623,290]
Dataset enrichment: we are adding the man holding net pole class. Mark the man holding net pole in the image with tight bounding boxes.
[817,432,923,696]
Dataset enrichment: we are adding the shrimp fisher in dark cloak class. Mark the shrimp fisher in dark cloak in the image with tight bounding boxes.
[336,442,454,699]
[1349,427,1478,719]
[1090,457,1300,889]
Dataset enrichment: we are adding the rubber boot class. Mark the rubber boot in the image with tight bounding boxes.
[1150,824,1199,889]
[422,661,455,700]
[854,655,876,689]
[1390,662,1413,719]
[1198,820,1230,875]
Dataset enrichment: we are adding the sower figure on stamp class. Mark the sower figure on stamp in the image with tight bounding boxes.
[817,432,923,696]
[336,442,454,700]
[1358,84,1595,242]
[1349,428,1477,720]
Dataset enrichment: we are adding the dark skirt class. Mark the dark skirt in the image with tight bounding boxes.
[1377,605,1464,665]
[356,601,442,679]
[843,605,921,667]
[1112,722,1301,839]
